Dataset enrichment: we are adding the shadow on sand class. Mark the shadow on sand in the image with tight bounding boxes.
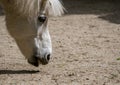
[63,0,120,24]
[0,6,4,16]
[0,70,39,75]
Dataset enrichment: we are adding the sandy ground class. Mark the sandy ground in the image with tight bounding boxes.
[0,0,120,85]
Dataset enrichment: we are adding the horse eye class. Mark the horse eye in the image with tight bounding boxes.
[38,15,46,23]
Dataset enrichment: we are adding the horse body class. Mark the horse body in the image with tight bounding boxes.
[0,0,64,66]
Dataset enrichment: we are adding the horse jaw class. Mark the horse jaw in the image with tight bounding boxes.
[5,12,38,63]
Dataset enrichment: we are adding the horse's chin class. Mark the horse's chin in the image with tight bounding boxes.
[27,55,49,67]
[28,56,39,67]
[38,59,49,65]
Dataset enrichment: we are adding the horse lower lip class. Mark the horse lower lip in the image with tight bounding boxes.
[39,58,49,65]
[28,57,39,67]
[41,60,49,65]
[42,62,48,65]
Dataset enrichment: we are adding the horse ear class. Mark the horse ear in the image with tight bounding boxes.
[47,0,65,16]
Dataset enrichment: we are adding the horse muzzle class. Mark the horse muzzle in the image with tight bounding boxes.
[28,53,51,67]
[38,53,51,65]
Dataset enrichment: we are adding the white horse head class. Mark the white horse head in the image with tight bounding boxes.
[0,0,64,66]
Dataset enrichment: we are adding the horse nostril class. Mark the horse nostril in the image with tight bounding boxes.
[46,54,50,61]
[38,15,46,23]
[39,54,51,65]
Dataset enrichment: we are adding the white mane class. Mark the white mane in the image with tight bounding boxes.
[15,0,65,18]
[48,0,65,16]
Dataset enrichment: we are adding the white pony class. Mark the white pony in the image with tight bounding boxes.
[0,0,64,67]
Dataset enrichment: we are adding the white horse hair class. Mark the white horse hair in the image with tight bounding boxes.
[15,0,64,19]
[0,0,65,67]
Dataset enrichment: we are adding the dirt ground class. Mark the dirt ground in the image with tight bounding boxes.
[0,0,120,85]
